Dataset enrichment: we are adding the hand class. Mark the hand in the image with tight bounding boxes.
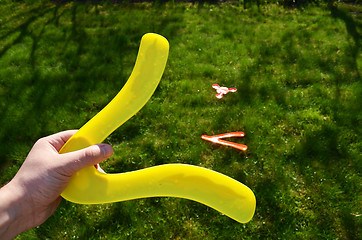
[0,130,113,239]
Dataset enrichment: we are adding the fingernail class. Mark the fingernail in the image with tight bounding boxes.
[100,144,113,157]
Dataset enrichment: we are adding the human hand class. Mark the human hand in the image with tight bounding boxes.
[0,130,113,239]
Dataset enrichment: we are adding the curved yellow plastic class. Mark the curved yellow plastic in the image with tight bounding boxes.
[59,33,256,223]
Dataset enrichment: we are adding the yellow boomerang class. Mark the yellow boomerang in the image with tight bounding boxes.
[59,33,256,223]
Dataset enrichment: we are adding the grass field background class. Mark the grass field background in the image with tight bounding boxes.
[0,0,361,239]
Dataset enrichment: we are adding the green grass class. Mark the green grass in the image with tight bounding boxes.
[0,1,361,239]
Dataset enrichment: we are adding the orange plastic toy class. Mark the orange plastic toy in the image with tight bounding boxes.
[201,132,247,151]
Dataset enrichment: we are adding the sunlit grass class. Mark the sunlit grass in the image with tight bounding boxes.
[0,1,360,239]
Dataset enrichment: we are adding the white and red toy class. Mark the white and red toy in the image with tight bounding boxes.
[212,84,237,99]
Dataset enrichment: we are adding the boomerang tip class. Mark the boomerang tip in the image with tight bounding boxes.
[142,33,169,50]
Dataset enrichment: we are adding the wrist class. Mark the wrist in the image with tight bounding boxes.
[0,181,29,240]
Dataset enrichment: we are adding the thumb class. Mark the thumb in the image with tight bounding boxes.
[60,144,113,176]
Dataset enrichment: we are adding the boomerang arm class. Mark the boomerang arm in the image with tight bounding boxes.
[60,33,169,153]
[208,132,245,139]
[61,164,256,223]
[216,139,248,151]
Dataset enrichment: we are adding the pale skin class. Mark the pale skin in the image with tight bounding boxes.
[0,130,113,240]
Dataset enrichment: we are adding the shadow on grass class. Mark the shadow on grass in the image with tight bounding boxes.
[253,178,301,238]
[1,1,185,238]
[288,7,360,238]
[1,2,360,239]
[0,4,64,172]
[292,124,360,239]
[330,4,360,73]
[292,5,360,167]
[0,5,54,57]
[215,6,361,238]
[0,1,184,175]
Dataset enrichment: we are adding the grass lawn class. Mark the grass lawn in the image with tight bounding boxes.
[0,0,361,239]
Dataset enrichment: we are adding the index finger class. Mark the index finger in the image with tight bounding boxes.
[44,130,79,152]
